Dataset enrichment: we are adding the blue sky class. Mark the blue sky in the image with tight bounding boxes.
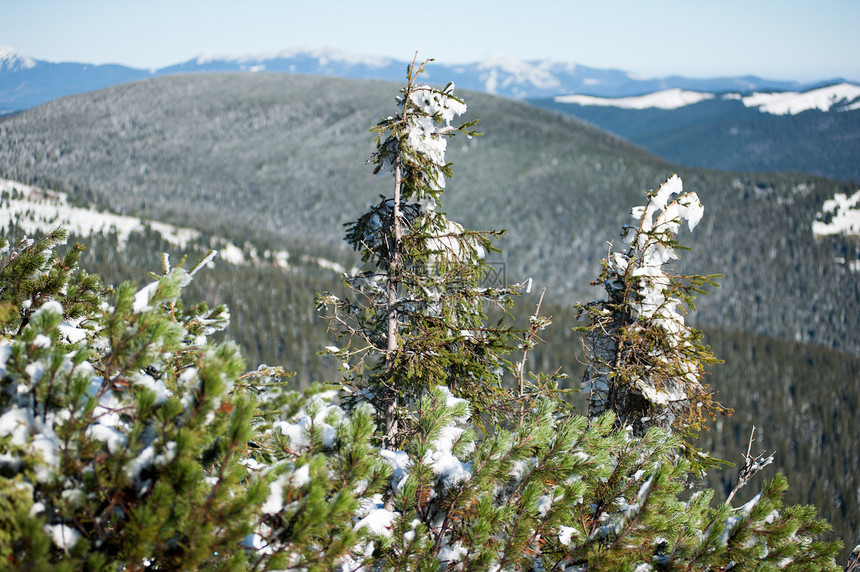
[3,0,859,82]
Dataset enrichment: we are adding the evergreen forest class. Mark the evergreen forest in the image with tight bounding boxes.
[0,62,858,569]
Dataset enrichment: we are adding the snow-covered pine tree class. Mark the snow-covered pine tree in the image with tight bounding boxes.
[319,57,523,446]
[576,175,726,441]
[0,237,268,569]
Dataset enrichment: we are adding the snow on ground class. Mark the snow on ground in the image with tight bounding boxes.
[813,190,860,273]
[0,45,36,71]
[215,240,247,265]
[554,88,714,110]
[739,83,860,115]
[813,190,860,237]
[0,178,300,270]
[553,82,860,114]
[0,178,200,248]
[299,254,346,274]
[196,47,394,69]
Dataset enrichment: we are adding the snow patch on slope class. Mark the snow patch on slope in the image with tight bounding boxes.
[0,178,297,271]
[0,178,199,248]
[813,190,860,237]
[740,83,860,115]
[554,88,715,110]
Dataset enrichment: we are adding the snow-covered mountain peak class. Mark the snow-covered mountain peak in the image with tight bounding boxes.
[195,47,393,68]
[0,45,36,71]
[554,88,715,110]
[477,54,537,72]
[476,55,562,95]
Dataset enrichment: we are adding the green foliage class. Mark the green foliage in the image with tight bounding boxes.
[241,385,842,570]
[0,239,267,569]
[0,228,101,336]
[576,176,728,442]
[320,60,529,443]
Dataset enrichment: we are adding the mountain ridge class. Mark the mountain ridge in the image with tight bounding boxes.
[1,45,849,115]
[531,83,860,182]
[551,83,860,114]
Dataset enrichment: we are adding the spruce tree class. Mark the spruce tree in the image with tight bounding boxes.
[576,176,726,441]
[319,57,520,446]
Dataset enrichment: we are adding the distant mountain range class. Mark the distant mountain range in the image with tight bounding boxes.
[551,84,860,115]
[531,84,860,182]
[0,45,850,115]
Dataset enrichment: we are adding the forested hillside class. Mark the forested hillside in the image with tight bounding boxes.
[0,73,857,356]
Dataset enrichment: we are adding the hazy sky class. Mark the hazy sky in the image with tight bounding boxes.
[3,0,859,82]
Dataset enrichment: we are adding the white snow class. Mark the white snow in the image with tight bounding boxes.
[261,473,290,515]
[272,394,341,451]
[133,374,172,404]
[438,542,468,564]
[195,47,393,68]
[558,525,578,546]
[0,406,32,446]
[812,190,860,237]
[593,176,709,418]
[428,446,472,489]
[43,523,81,551]
[0,178,289,272]
[0,178,200,249]
[270,249,290,269]
[290,464,311,488]
[740,83,860,115]
[241,533,273,555]
[239,458,267,471]
[132,281,160,313]
[300,254,346,274]
[216,241,245,265]
[33,300,64,320]
[404,83,468,189]
[0,344,10,376]
[85,424,126,454]
[435,385,469,417]
[0,45,37,70]
[422,388,474,489]
[478,56,562,94]
[379,449,412,491]
[0,405,64,483]
[58,321,87,343]
[354,507,396,537]
[190,250,218,275]
[554,88,715,110]
[553,83,860,114]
